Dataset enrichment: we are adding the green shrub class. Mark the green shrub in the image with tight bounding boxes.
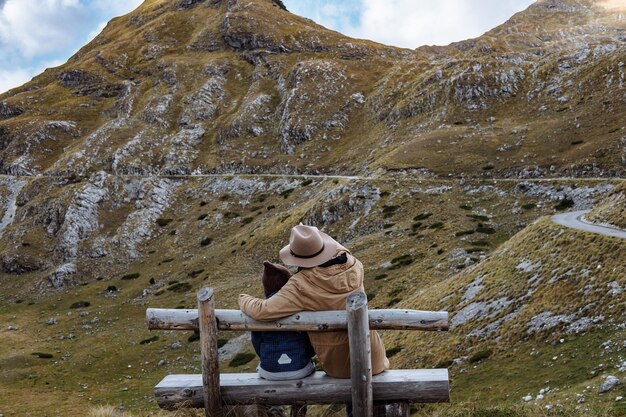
[388,254,413,269]
[554,198,575,211]
[455,230,475,237]
[374,274,388,281]
[413,212,433,221]
[241,217,253,226]
[411,222,423,231]
[429,222,444,229]
[383,223,395,229]
[459,204,472,210]
[469,349,493,363]
[121,273,140,280]
[386,347,403,358]
[70,301,90,309]
[387,298,401,307]
[156,218,172,227]
[200,237,213,246]
[188,269,204,278]
[476,224,496,234]
[280,188,295,198]
[467,214,490,222]
[197,213,208,220]
[382,205,400,218]
[229,352,256,367]
[387,287,405,298]
[167,282,192,293]
[301,179,313,186]
[521,202,536,210]
[139,336,159,345]
[224,212,240,220]
[482,164,495,170]
[32,352,53,359]
[188,332,200,342]
[435,359,454,368]
[267,205,275,211]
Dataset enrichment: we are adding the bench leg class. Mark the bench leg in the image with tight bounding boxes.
[373,402,409,417]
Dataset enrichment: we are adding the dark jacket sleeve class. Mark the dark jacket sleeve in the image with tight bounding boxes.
[251,331,262,357]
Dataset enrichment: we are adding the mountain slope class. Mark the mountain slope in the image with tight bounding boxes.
[0,0,625,415]
[0,0,624,178]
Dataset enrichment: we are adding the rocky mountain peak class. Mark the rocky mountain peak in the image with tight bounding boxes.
[0,0,623,178]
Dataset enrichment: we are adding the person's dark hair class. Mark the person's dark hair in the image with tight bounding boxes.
[262,261,291,297]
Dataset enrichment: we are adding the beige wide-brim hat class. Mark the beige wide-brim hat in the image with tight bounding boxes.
[279,225,339,268]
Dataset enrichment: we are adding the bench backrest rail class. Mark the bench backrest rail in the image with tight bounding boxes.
[146,308,449,332]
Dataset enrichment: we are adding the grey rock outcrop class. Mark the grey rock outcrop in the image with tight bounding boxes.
[57,172,109,260]
[49,263,77,288]
[599,376,621,393]
[0,102,24,118]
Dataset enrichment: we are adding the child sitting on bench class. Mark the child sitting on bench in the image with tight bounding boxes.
[251,261,316,380]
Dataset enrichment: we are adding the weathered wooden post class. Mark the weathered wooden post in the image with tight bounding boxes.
[197,288,222,417]
[373,402,409,417]
[347,291,373,417]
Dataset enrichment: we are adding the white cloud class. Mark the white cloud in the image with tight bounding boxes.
[0,68,35,93]
[0,0,142,93]
[86,21,108,43]
[287,0,536,48]
[0,0,91,57]
[90,0,143,16]
[351,0,535,48]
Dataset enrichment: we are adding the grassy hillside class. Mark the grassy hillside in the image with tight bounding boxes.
[1,177,623,416]
[586,182,626,229]
[0,0,625,415]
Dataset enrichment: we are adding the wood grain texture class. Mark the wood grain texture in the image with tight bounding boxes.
[154,370,450,409]
[197,288,222,417]
[347,292,373,417]
[146,308,448,332]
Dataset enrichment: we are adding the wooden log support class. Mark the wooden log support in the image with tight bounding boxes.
[154,370,450,409]
[146,308,449,332]
[373,402,409,417]
[197,288,222,417]
[347,292,373,417]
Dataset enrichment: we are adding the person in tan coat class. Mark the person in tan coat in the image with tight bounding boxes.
[239,224,389,378]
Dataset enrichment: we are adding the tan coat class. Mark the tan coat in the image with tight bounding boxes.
[239,249,389,378]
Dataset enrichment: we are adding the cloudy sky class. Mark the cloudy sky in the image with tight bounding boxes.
[0,0,535,94]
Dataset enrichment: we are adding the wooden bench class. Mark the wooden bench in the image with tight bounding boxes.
[146,288,450,417]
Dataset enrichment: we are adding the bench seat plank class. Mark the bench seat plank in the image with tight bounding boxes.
[155,369,449,410]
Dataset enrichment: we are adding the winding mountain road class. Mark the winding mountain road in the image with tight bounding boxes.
[551,210,626,239]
